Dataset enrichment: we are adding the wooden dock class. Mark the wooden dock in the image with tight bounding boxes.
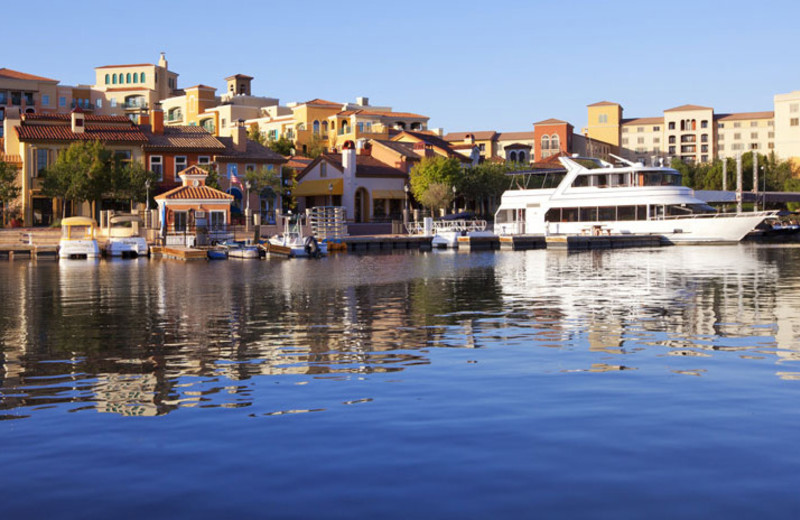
[498,235,547,251]
[150,246,208,261]
[0,245,59,260]
[344,235,433,252]
[545,234,664,250]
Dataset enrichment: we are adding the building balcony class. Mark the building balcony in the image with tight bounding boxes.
[166,113,184,123]
[124,100,148,110]
[71,100,95,111]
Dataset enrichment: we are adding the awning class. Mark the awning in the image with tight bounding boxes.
[294,178,343,197]
[372,189,406,199]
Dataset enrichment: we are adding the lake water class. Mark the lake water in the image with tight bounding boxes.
[2,245,800,519]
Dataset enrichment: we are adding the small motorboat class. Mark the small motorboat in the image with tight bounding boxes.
[104,214,149,258]
[207,247,229,260]
[266,214,326,258]
[224,241,260,259]
[59,217,100,259]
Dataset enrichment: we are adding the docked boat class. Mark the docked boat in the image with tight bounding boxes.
[104,215,149,257]
[494,155,774,243]
[224,241,260,259]
[59,216,100,259]
[428,212,494,248]
[266,215,326,258]
[207,247,229,260]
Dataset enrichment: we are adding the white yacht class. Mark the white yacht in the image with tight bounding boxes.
[104,215,149,257]
[494,155,774,243]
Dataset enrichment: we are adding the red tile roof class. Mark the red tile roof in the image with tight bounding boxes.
[534,118,571,125]
[185,84,217,90]
[715,111,774,121]
[16,116,147,143]
[337,109,428,119]
[225,74,254,80]
[95,63,156,69]
[444,131,498,141]
[497,131,535,141]
[24,113,132,123]
[141,125,226,152]
[0,68,58,82]
[284,155,313,170]
[587,101,620,107]
[302,98,342,107]
[621,117,665,125]
[154,185,234,201]
[664,104,713,112]
[299,154,408,181]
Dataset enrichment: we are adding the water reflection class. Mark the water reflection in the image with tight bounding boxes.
[1,245,800,418]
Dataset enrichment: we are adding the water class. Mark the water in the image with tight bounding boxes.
[2,245,800,519]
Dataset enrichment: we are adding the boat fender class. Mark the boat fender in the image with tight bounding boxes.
[304,236,320,258]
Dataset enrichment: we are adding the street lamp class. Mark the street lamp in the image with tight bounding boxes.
[452,185,457,214]
[761,165,766,211]
[245,180,251,213]
[328,182,333,206]
[145,179,151,213]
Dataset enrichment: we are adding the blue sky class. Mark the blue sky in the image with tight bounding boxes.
[8,0,800,133]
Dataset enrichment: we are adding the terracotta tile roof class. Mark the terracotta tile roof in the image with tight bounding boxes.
[0,68,58,83]
[371,139,421,159]
[302,98,342,107]
[337,109,428,119]
[497,131,535,141]
[392,130,471,162]
[534,118,571,125]
[502,143,532,149]
[23,113,132,123]
[16,118,147,143]
[95,63,156,69]
[715,111,774,121]
[215,137,287,163]
[587,101,620,107]
[225,74,254,80]
[185,84,217,90]
[284,155,314,170]
[621,117,665,125]
[319,154,408,179]
[664,104,713,112]
[444,131,497,141]
[141,125,226,152]
[154,185,234,201]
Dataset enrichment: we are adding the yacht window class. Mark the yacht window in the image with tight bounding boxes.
[572,175,590,188]
[637,206,648,220]
[579,207,598,221]
[598,207,616,220]
[562,208,579,222]
[545,208,560,222]
[618,206,636,221]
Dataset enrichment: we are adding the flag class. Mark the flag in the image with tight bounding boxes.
[229,165,243,190]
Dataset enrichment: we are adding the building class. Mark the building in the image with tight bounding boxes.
[392,130,474,164]
[7,108,147,226]
[294,140,409,222]
[92,53,180,118]
[154,165,233,246]
[0,68,63,138]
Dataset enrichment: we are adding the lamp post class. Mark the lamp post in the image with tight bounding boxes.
[328,182,333,207]
[452,185,457,214]
[245,180,252,230]
[145,179,151,213]
[403,183,410,230]
[761,165,766,211]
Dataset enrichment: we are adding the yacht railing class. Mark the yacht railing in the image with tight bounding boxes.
[406,219,488,235]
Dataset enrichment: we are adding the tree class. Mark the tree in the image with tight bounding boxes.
[42,141,113,219]
[416,182,454,213]
[0,159,20,227]
[248,124,266,146]
[266,136,295,156]
[409,156,462,203]
[199,164,222,191]
[244,165,282,203]
[304,136,327,159]
[112,161,159,209]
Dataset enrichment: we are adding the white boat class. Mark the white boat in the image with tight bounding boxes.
[104,215,149,257]
[494,155,774,244]
[428,215,493,248]
[266,215,327,258]
[59,216,100,259]
[224,241,261,259]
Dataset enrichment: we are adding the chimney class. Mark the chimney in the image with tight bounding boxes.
[3,107,21,155]
[71,107,85,134]
[158,52,167,68]
[232,119,247,152]
[138,112,150,126]
[356,96,369,106]
[150,104,164,135]
[342,140,357,178]
[465,133,475,144]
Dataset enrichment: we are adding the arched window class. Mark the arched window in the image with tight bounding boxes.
[692,119,697,131]
[551,134,560,152]
[341,120,349,134]
[322,121,328,134]
[518,151,526,163]
[112,74,117,84]
[509,151,517,162]
[140,72,145,83]
[105,74,110,85]
[126,73,131,83]
[680,120,685,131]
[541,135,550,151]
[312,120,320,136]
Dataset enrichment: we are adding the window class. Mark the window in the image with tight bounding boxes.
[126,73,131,83]
[637,127,644,133]
[734,122,741,128]
[653,126,660,131]
[96,99,102,109]
[509,151,517,162]
[732,143,744,151]
[637,137,645,144]
[669,146,676,154]
[550,135,560,151]
[718,122,725,129]
[112,74,117,84]
[653,147,661,154]
[149,156,163,181]
[115,150,132,166]
[174,211,188,232]
[357,122,364,133]
[110,98,117,108]
[198,156,211,165]
[654,137,660,144]
[105,74,109,85]
[668,136,676,144]
[734,133,741,140]
[791,103,799,113]
[668,122,675,130]
[718,134,724,140]
[701,145,708,152]
[35,149,49,177]
[701,155,708,163]
[59,96,66,107]
[175,156,187,175]
[42,95,50,106]
[313,120,320,135]
[221,118,226,129]
[210,211,225,229]
[541,135,550,150]
[750,143,759,150]
[751,121,758,127]
[598,114,607,124]
[701,120,708,129]
[226,163,238,179]
[769,142,775,149]
[768,132,774,139]
[479,143,486,152]
[140,72,145,83]
[245,164,256,174]
[621,138,628,145]
[791,118,799,127]
[750,132,758,139]
[701,134,708,143]
[621,127,628,133]
[718,144,725,151]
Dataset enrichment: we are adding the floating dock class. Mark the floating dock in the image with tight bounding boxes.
[344,235,433,252]
[545,234,664,250]
[0,245,59,260]
[150,246,208,261]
